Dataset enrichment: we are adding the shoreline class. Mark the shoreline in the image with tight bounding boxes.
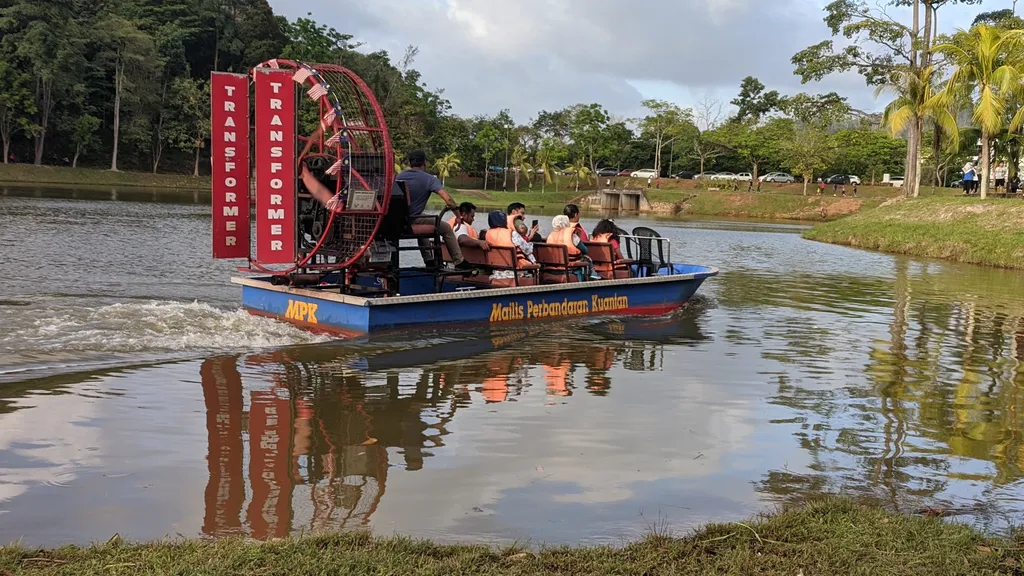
[1,164,895,223]
[432,188,885,222]
[0,163,210,191]
[1,499,1019,575]
[803,196,1024,270]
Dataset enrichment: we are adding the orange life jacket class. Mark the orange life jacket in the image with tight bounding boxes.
[547,227,581,256]
[591,232,623,261]
[447,216,478,239]
[485,227,531,267]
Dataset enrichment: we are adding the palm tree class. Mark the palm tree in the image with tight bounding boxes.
[878,64,951,198]
[510,145,527,192]
[536,146,556,193]
[931,25,1024,199]
[433,152,461,186]
[519,159,535,190]
[567,159,592,193]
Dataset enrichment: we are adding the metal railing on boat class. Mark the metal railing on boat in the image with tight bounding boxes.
[619,234,674,277]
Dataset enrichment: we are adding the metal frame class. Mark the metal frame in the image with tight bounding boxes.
[619,235,673,275]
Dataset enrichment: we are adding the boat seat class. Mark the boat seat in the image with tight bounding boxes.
[487,246,539,287]
[534,243,587,284]
[442,244,491,267]
[584,242,634,280]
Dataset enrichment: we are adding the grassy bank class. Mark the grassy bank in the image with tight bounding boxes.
[434,187,883,221]
[804,196,1024,269]
[1,500,1019,575]
[648,190,884,221]
[0,163,210,190]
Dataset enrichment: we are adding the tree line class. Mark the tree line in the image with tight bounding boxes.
[0,0,452,176]
[796,3,1024,198]
[1,0,1008,196]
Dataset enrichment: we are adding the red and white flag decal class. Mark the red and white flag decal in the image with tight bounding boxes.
[210,72,250,259]
[253,68,296,264]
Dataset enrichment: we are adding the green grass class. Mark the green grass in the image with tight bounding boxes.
[0,163,210,190]
[433,187,884,222]
[649,190,884,221]
[2,500,1021,575]
[804,196,1024,268]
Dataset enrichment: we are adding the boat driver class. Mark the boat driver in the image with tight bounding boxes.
[300,150,471,270]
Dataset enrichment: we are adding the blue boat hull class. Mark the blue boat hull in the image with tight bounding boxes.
[233,264,718,335]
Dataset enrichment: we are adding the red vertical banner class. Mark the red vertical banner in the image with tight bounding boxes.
[200,356,245,537]
[253,68,296,264]
[246,389,295,540]
[210,72,250,259]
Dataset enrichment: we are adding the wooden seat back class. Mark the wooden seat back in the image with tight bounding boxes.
[584,241,632,280]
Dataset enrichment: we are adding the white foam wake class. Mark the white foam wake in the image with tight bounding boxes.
[0,299,331,355]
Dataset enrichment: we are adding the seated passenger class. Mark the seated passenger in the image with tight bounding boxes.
[507,202,542,242]
[485,210,536,266]
[563,203,588,242]
[548,215,599,281]
[591,219,625,260]
[447,202,490,251]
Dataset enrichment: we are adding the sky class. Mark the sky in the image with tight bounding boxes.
[267,0,1002,123]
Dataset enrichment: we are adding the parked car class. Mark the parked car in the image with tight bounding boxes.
[824,174,862,185]
[630,168,659,179]
[694,171,717,180]
[597,167,619,177]
[888,175,905,187]
[673,171,696,179]
[618,169,633,176]
[736,172,753,181]
[759,171,795,183]
[710,172,737,180]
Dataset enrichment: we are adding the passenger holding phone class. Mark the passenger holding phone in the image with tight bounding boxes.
[506,202,543,242]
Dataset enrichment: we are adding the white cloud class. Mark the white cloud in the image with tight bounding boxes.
[269,0,990,121]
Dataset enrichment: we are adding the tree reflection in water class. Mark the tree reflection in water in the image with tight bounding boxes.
[756,259,1024,527]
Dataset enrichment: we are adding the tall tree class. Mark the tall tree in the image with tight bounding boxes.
[830,127,907,184]
[637,99,698,177]
[569,103,610,179]
[720,118,795,180]
[95,14,161,171]
[167,76,210,176]
[433,152,461,186]
[931,25,1024,198]
[510,144,527,192]
[0,60,37,163]
[535,138,566,193]
[69,114,100,168]
[783,93,847,194]
[792,0,980,198]
[730,76,782,123]
[0,0,91,165]
[474,123,500,191]
[494,109,514,190]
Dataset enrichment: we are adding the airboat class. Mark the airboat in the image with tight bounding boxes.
[211,59,717,335]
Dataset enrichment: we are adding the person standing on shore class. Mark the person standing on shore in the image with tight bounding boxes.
[962,162,976,195]
[995,162,1008,192]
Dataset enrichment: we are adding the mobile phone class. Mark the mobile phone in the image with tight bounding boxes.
[531,219,538,227]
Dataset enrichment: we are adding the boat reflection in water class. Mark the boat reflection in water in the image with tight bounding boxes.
[197,311,708,539]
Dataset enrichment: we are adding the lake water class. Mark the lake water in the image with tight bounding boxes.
[2,185,1024,547]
